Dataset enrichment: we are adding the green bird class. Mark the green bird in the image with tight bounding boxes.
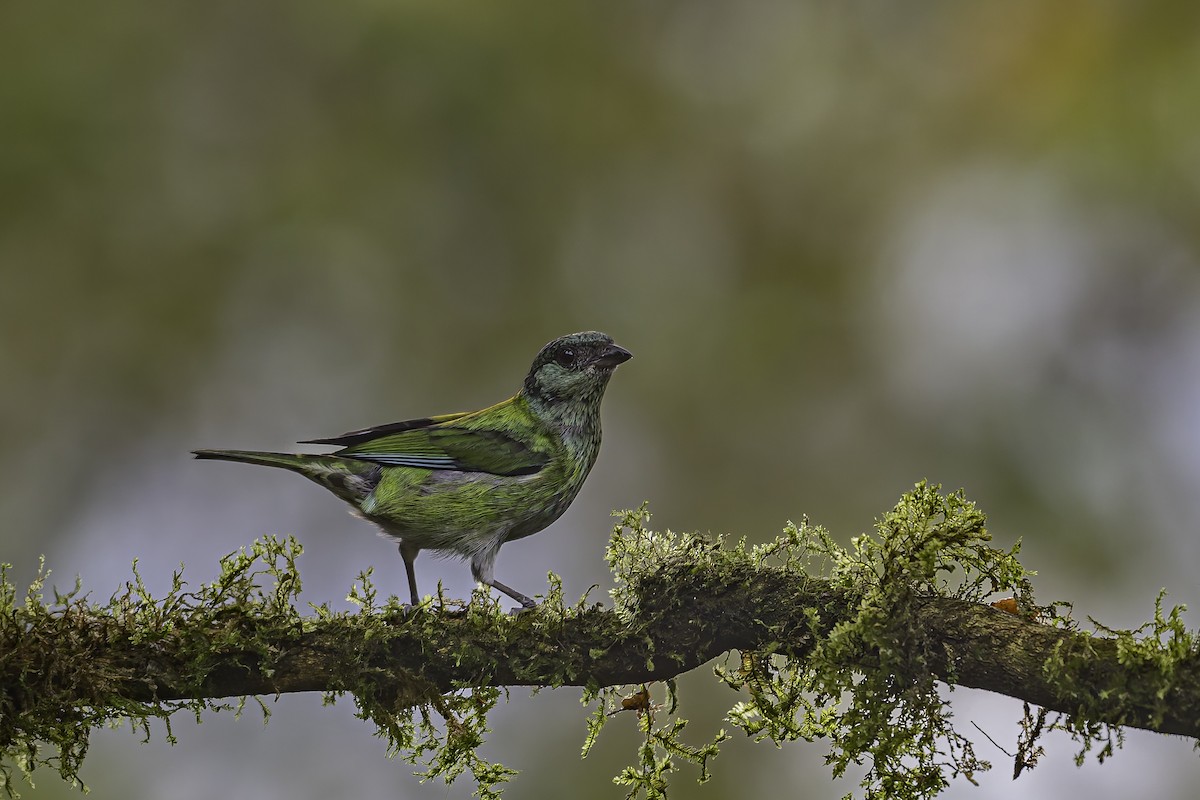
[193,331,632,609]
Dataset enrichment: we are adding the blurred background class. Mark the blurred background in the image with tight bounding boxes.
[4,1,1200,797]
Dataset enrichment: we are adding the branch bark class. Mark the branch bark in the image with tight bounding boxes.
[7,557,1198,740]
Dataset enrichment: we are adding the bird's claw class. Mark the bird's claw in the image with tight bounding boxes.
[507,604,537,616]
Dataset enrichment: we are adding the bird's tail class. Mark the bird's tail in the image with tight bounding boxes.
[192,449,379,502]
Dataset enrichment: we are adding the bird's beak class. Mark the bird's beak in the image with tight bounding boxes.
[595,343,633,368]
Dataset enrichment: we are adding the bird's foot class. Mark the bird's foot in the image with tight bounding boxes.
[507,604,538,616]
[489,579,537,613]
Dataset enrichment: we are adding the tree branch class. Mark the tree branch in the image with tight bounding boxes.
[7,557,1198,740]
[6,486,1198,799]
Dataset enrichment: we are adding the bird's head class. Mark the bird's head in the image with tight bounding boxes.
[522,331,632,406]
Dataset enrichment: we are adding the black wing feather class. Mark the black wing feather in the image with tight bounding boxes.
[299,411,468,447]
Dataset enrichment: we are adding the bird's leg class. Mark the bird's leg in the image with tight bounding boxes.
[471,550,536,611]
[398,542,421,606]
[489,578,537,610]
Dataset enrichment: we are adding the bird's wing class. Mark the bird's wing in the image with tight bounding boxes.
[333,426,549,475]
[303,409,549,476]
[299,412,471,447]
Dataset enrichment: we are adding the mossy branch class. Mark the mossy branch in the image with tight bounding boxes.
[2,483,1197,799]
[7,558,1191,733]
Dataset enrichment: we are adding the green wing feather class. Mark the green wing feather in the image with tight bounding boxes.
[299,411,470,446]
[301,399,550,476]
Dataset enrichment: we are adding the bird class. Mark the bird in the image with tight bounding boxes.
[193,331,632,610]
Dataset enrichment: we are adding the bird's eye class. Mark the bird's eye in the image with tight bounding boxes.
[554,347,576,368]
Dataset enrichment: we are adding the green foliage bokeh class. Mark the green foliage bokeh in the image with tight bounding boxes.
[3,2,1200,798]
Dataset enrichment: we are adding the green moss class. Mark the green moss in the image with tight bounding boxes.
[1039,587,1196,765]
[0,537,307,796]
[0,537,521,799]
[3,483,1197,799]
[603,483,1032,799]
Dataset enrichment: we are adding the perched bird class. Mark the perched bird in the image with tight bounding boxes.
[194,331,632,609]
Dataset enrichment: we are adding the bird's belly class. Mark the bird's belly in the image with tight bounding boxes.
[503,488,579,541]
[360,467,583,553]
